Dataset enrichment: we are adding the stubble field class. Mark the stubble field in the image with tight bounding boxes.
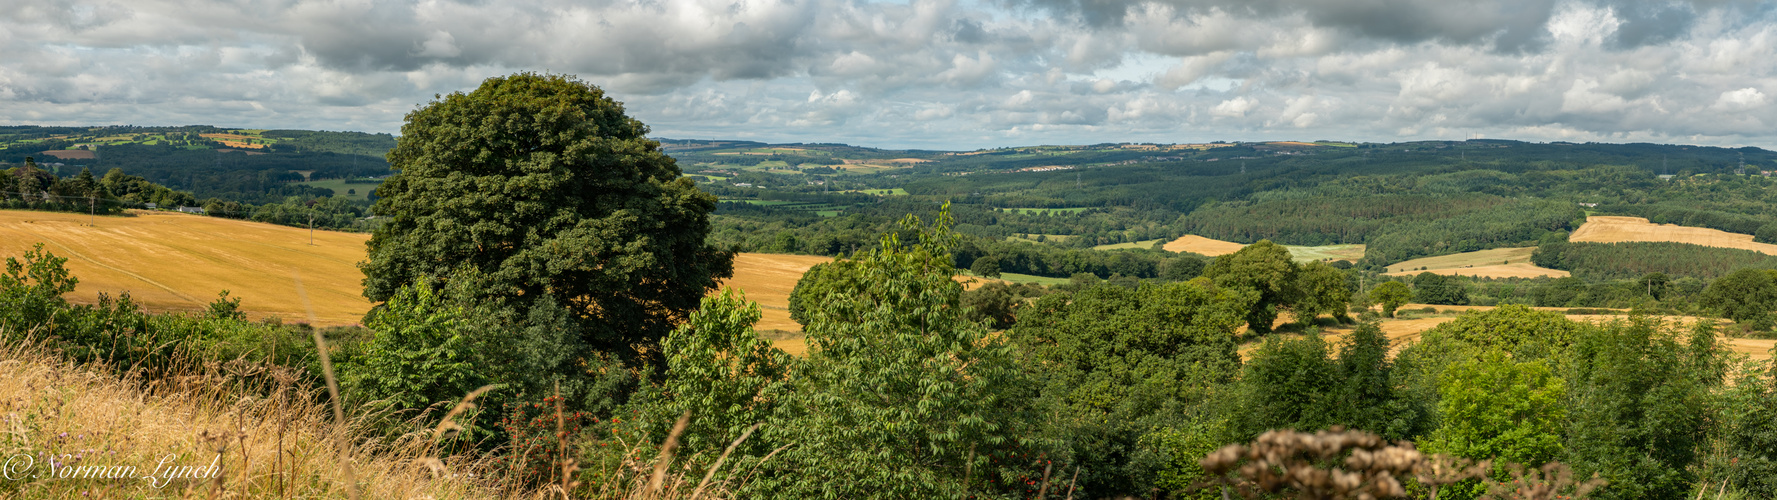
[1570,215,1777,255]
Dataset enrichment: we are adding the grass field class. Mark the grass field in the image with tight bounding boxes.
[1570,215,1777,255]
[1001,207,1091,215]
[1383,247,1568,278]
[1092,239,1164,250]
[296,178,380,201]
[1287,244,1366,262]
[0,209,373,325]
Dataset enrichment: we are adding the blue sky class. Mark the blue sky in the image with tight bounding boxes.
[2,0,1773,150]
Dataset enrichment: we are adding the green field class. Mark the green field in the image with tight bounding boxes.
[851,188,908,196]
[296,178,381,201]
[1001,207,1091,215]
[1092,239,1164,250]
[1286,244,1366,262]
[984,272,1072,286]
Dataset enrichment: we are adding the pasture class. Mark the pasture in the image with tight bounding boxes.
[1570,215,1777,255]
[1092,238,1164,250]
[1383,247,1568,278]
[297,178,380,201]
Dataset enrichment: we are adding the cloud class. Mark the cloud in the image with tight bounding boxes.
[0,0,1772,149]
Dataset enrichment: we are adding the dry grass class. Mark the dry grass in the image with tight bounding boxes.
[1163,235,1246,256]
[1570,216,1777,255]
[1160,235,1364,262]
[718,254,832,332]
[1383,247,1568,279]
[0,336,509,499]
[0,209,373,326]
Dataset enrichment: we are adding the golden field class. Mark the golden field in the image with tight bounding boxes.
[1570,215,1777,255]
[0,210,373,326]
[0,209,832,336]
[1162,235,1246,255]
[1382,247,1568,279]
[1161,235,1365,262]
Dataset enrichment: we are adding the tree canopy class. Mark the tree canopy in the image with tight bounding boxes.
[360,73,733,360]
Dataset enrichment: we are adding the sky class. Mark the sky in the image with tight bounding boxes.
[1,0,1774,150]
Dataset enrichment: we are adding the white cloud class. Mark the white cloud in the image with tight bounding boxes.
[0,0,1772,148]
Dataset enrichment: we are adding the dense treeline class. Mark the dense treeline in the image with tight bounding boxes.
[1179,193,1510,245]
[1532,240,1777,280]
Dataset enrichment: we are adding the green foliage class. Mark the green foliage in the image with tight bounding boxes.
[970,254,1002,278]
[1203,240,1299,333]
[1160,256,1206,281]
[1412,272,1469,305]
[1333,323,1422,440]
[1232,334,1337,437]
[1423,354,1567,500]
[1699,268,1777,331]
[750,207,1048,498]
[639,289,791,457]
[1561,319,1715,500]
[1011,280,1254,496]
[1421,304,1583,358]
[1294,261,1352,323]
[1535,240,1777,280]
[961,281,1041,330]
[0,244,78,329]
[361,73,733,365]
[345,279,488,415]
[1368,281,1411,318]
[1710,358,1777,497]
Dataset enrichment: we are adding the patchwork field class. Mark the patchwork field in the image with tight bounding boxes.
[0,209,373,325]
[1383,247,1567,278]
[1161,235,1365,262]
[1570,215,1777,255]
[0,210,833,333]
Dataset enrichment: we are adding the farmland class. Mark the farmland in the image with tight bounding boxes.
[1570,215,1777,255]
[1383,247,1568,278]
[1160,235,1366,262]
[0,209,373,325]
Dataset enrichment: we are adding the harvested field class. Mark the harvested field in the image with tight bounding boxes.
[718,253,832,333]
[1161,235,1364,262]
[1383,247,1567,278]
[39,149,96,159]
[0,209,372,326]
[1163,235,1246,255]
[1570,215,1777,255]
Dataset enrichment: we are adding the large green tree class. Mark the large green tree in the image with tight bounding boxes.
[360,73,733,360]
[1202,240,1299,333]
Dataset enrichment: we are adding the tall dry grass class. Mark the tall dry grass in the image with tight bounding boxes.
[0,331,509,498]
[0,328,767,499]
